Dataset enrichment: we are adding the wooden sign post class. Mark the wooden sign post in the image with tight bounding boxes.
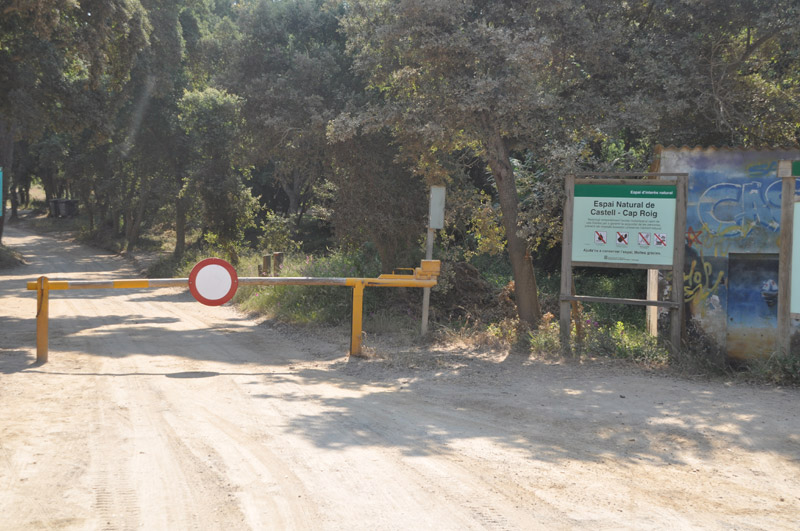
[777,160,800,355]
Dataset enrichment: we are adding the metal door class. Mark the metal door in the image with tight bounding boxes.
[725,253,779,359]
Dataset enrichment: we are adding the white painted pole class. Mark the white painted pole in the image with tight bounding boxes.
[422,186,446,336]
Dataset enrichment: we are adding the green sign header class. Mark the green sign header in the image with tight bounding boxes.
[575,184,676,199]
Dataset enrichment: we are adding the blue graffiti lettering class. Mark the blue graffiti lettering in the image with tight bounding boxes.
[747,161,778,179]
[698,181,781,234]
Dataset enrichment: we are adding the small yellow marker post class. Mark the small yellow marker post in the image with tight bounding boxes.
[36,276,49,364]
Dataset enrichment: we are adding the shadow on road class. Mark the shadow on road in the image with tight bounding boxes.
[3,223,800,479]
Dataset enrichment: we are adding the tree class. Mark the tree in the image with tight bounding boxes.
[336,0,800,327]
[512,0,800,259]
[0,0,148,243]
[115,0,188,252]
[178,87,257,263]
[336,0,563,326]
[328,132,427,273]
[228,0,351,229]
[609,0,800,146]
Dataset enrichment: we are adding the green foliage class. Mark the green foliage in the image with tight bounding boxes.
[0,0,150,244]
[574,269,647,328]
[529,313,561,356]
[514,268,648,330]
[579,321,669,365]
[741,334,800,385]
[607,0,800,147]
[528,269,666,363]
[146,254,186,279]
[4,0,800,388]
[237,248,382,324]
[259,210,301,253]
[228,0,352,229]
[465,192,505,259]
[337,0,573,326]
[528,313,669,366]
[468,253,512,290]
[485,318,527,347]
[327,133,427,273]
[179,87,258,257]
[200,231,250,265]
[145,244,235,279]
[753,353,800,386]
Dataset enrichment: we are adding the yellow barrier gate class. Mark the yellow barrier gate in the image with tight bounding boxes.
[28,260,441,363]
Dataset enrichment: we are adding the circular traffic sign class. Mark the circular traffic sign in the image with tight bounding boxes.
[188,258,238,306]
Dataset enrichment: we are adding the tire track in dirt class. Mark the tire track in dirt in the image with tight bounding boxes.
[289,388,559,529]
[57,290,249,528]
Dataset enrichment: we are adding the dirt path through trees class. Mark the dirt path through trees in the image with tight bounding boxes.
[1,226,799,529]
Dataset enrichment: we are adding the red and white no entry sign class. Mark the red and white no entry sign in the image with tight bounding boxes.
[188,258,238,306]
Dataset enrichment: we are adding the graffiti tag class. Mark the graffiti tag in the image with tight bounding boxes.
[747,160,778,179]
[684,259,724,305]
[697,180,782,236]
[686,226,703,247]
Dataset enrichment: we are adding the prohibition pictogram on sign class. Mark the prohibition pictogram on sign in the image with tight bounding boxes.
[594,231,607,244]
[638,232,650,246]
[616,231,628,245]
[654,233,667,247]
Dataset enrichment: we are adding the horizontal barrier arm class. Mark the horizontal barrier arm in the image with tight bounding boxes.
[238,277,349,286]
[27,279,188,290]
[242,277,436,288]
[560,294,679,308]
[360,278,437,288]
[28,276,436,290]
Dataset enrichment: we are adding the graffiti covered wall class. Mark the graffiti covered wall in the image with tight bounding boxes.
[655,147,800,359]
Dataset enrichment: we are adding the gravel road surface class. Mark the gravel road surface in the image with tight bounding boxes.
[1,225,799,530]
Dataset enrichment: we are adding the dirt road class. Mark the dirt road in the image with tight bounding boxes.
[1,225,799,530]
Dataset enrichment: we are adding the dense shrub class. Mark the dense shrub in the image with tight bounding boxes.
[236,248,383,324]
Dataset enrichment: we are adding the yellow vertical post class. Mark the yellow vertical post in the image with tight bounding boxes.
[350,282,365,356]
[36,276,49,364]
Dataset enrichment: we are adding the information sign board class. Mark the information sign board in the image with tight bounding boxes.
[571,184,677,266]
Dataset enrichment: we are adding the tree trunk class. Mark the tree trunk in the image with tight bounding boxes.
[0,118,16,244]
[483,129,542,328]
[42,170,56,208]
[86,202,95,232]
[125,195,148,253]
[95,187,109,231]
[112,209,121,236]
[174,195,187,258]
[9,181,18,220]
[281,170,302,218]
